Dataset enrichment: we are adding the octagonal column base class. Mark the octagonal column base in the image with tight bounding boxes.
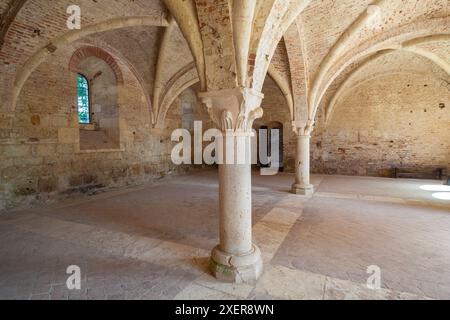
[210,245,263,284]
[291,183,314,196]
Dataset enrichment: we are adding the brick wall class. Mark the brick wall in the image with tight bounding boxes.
[0,40,201,211]
[312,73,450,177]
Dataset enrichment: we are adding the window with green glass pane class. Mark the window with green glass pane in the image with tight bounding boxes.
[77,74,90,124]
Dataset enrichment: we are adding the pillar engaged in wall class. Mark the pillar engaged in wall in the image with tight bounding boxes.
[291,122,314,196]
[199,88,264,283]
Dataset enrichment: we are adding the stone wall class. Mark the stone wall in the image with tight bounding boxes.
[0,42,295,211]
[312,73,450,178]
[0,41,205,211]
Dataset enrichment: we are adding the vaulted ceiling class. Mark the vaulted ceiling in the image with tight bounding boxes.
[1,0,448,128]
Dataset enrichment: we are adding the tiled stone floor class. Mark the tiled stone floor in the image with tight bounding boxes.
[1,170,449,300]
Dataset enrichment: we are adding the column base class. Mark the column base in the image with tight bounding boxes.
[210,245,263,284]
[291,184,314,196]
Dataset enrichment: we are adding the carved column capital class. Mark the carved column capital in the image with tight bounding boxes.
[292,119,315,137]
[199,87,264,132]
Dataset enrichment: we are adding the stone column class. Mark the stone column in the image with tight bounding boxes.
[199,87,264,283]
[291,121,314,196]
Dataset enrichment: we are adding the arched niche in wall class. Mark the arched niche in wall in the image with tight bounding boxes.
[69,46,122,151]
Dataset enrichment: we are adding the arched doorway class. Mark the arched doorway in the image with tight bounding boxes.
[254,122,284,171]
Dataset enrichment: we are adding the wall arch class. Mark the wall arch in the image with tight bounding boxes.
[324,46,450,124]
[69,46,124,85]
[8,16,168,111]
[310,16,450,121]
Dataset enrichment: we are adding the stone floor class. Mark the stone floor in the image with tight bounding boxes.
[1,170,449,300]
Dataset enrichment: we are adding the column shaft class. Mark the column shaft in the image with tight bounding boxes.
[219,162,252,255]
[292,134,314,196]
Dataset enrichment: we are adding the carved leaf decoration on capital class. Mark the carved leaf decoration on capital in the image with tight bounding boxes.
[206,105,219,128]
[236,106,263,131]
[248,107,264,130]
[293,119,315,136]
[221,110,234,131]
[236,106,246,131]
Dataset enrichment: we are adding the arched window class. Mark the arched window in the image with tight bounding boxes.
[77,74,90,124]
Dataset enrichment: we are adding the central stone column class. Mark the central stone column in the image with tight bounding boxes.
[199,87,264,283]
[291,121,315,196]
